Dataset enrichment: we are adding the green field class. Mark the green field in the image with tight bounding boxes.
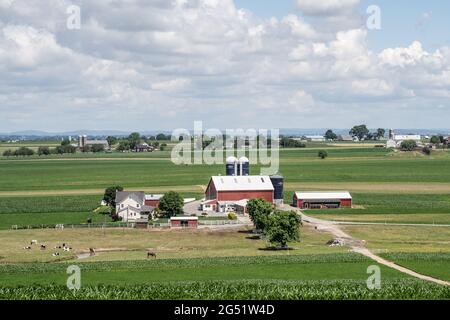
[0,254,448,300]
[0,144,449,299]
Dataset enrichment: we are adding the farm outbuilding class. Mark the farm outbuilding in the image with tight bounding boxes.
[202,176,274,212]
[170,217,199,228]
[145,194,163,208]
[293,191,352,209]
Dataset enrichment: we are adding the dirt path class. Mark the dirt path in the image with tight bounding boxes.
[298,210,450,287]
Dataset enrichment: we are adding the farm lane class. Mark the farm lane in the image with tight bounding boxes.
[298,210,450,287]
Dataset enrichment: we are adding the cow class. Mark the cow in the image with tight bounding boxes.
[89,248,96,256]
[23,246,31,250]
[147,251,157,259]
[30,240,37,245]
[52,252,60,257]
[40,245,46,250]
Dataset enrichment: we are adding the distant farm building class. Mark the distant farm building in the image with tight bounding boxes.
[170,216,198,228]
[77,135,109,149]
[145,194,163,208]
[293,191,352,210]
[115,191,156,222]
[302,135,326,142]
[134,143,154,152]
[386,129,422,148]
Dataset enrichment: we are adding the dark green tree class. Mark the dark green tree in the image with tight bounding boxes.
[106,136,118,147]
[128,132,141,149]
[159,191,184,217]
[265,210,301,248]
[246,198,273,231]
[2,149,13,157]
[349,125,369,141]
[103,186,124,208]
[324,130,338,141]
[318,150,328,159]
[61,139,71,146]
[38,146,50,156]
[91,144,105,153]
[376,128,386,140]
[400,140,417,151]
[430,136,440,144]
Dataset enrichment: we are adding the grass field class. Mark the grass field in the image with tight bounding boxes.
[0,144,449,299]
[0,225,345,263]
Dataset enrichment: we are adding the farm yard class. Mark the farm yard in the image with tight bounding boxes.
[0,143,449,299]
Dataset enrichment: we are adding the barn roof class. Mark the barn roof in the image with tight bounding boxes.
[210,176,274,191]
[294,191,352,200]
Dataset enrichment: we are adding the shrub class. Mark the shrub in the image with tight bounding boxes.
[422,147,431,155]
[228,212,237,220]
[400,140,417,151]
[318,150,328,159]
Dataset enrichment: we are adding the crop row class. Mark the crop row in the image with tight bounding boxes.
[0,279,448,300]
[0,253,369,274]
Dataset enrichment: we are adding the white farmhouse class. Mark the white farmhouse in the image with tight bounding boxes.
[115,191,155,222]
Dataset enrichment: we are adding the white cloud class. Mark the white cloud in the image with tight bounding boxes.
[0,0,449,131]
[295,0,360,16]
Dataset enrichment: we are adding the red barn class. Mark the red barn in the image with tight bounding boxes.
[293,191,352,209]
[202,176,274,212]
[145,194,163,208]
[170,216,198,228]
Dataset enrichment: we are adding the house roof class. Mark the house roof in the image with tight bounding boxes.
[210,176,274,192]
[294,191,352,200]
[115,191,145,204]
[145,194,164,200]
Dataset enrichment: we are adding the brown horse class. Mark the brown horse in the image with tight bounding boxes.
[147,251,157,259]
[89,248,96,256]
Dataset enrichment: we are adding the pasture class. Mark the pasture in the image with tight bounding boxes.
[0,144,449,299]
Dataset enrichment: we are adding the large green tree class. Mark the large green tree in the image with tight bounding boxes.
[246,198,273,231]
[128,132,141,149]
[324,130,337,141]
[106,136,118,147]
[103,186,124,208]
[265,210,301,248]
[400,140,417,151]
[159,191,184,217]
[349,125,369,141]
[376,128,386,140]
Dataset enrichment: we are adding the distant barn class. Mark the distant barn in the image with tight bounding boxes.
[293,191,352,210]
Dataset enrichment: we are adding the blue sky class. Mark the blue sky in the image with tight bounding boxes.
[0,0,450,131]
[236,0,450,52]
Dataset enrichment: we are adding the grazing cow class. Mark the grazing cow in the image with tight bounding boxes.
[31,240,37,245]
[40,245,46,250]
[63,247,71,252]
[147,251,157,259]
[89,248,95,256]
[23,246,31,250]
[52,252,60,257]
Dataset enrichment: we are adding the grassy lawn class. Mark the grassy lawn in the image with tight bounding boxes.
[380,253,450,282]
[0,225,344,264]
[342,225,450,253]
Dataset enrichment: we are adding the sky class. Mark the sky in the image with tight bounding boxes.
[0,0,450,132]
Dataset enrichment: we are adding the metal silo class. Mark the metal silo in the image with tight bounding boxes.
[238,156,250,176]
[270,174,284,206]
[226,156,238,176]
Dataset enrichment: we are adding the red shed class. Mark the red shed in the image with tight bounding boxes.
[293,191,352,209]
[205,176,274,204]
[170,216,199,228]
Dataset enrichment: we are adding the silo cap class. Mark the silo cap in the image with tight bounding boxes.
[226,156,238,163]
[238,156,249,163]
